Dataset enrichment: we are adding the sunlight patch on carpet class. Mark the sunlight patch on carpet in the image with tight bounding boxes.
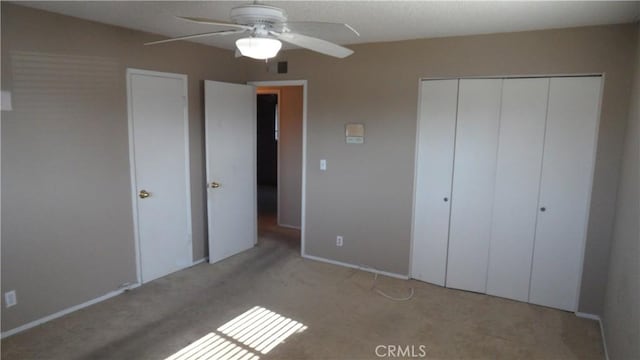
[165,306,307,360]
[218,306,307,354]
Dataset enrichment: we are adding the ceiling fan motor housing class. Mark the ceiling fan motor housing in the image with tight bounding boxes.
[230,5,287,26]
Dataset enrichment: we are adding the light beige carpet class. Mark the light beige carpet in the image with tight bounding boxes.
[1,216,604,359]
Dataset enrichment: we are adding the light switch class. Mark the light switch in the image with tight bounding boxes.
[1,91,12,111]
[320,159,327,171]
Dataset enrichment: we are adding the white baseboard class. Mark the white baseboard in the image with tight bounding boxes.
[1,283,140,339]
[302,254,409,280]
[2,258,210,339]
[575,312,609,360]
[191,257,208,266]
[277,223,301,230]
[575,312,600,321]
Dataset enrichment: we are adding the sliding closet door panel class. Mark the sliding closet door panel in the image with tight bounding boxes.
[529,76,602,311]
[411,79,458,286]
[486,78,549,302]
[446,79,502,293]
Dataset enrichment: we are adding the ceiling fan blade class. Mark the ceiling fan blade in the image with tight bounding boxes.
[273,32,354,58]
[281,21,360,37]
[177,16,252,30]
[145,29,247,45]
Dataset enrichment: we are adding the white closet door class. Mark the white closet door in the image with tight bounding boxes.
[486,78,549,302]
[529,76,602,311]
[446,79,502,293]
[411,79,458,286]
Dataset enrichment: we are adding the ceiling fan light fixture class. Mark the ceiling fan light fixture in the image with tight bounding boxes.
[235,37,282,60]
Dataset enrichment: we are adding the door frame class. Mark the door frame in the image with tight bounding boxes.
[126,68,192,284]
[248,80,308,256]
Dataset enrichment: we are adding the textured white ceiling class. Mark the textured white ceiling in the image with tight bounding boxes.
[16,1,640,51]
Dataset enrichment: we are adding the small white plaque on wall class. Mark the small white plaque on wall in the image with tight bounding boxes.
[345,123,364,144]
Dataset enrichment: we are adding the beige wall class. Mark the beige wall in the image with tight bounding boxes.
[246,24,637,314]
[259,86,303,228]
[0,3,246,332]
[278,86,303,228]
[603,23,639,360]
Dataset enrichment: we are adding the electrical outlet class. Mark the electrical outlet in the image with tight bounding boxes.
[336,236,343,247]
[5,290,17,308]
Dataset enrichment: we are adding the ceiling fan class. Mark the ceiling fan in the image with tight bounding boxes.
[145,3,360,60]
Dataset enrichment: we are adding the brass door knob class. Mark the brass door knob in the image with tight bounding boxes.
[210,182,221,189]
[139,190,151,199]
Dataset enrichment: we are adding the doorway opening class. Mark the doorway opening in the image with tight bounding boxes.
[257,92,279,219]
[255,84,304,251]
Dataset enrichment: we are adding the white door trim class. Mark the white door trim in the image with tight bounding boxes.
[248,80,308,256]
[408,78,424,280]
[418,73,604,81]
[126,68,192,285]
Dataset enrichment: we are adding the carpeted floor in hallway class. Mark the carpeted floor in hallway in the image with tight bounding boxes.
[1,216,604,359]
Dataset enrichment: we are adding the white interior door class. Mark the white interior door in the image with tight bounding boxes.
[411,79,458,286]
[205,80,257,264]
[446,79,502,293]
[486,78,548,302]
[529,76,602,311]
[128,69,192,283]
